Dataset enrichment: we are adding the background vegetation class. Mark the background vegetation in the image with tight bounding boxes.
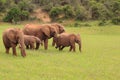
[0,0,120,24]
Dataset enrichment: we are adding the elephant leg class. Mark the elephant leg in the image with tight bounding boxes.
[55,44,59,49]
[55,46,58,49]
[31,43,35,49]
[55,43,59,49]
[52,37,56,46]
[11,44,17,56]
[58,46,61,50]
[44,39,48,50]
[30,43,34,49]
[5,47,10,54]
[26,45,29,49]
[69,46,72,52]
[60,46,65,50]
[72,44,76,52]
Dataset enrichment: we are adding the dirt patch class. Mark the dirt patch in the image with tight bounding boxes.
[31,8,51,23]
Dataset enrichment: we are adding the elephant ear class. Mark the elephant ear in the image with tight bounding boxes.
[41,25,51,38]
[7,28,18,43]
[53,23,65,34]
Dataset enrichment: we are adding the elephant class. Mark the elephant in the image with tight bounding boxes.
[22,24,57,50]
[50,23,65,46]
[23,35,42,49]
[55,33,81,52]
[2,28,26,57]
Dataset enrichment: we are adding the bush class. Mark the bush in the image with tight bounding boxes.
[3,7,30,23]
[98,19,107,26]
[49,7,63,20]
[63,5,75,18]
[50,5,75,20]
[3,7,21,23]
[20,10,29,20]
[75,6,89,21]
[112,17,120,25]
[18,1,34,12]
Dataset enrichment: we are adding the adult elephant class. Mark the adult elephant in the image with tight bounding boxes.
[50,23,65,46]
[23,35,42,50]
[2,28,26,57]
[22,24,57,50]
[55,33,82,52]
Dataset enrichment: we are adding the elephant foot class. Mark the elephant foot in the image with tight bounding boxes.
[21,53,26,57]
[6,49,10,54]
[13,53,17,56]
[55,46,58,49]
[45,48,48,50]
[6,51,9,54]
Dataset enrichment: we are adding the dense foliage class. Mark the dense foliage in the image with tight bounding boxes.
[0,0,120,24]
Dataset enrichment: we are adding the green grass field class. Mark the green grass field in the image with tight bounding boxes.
[0,22,120,80]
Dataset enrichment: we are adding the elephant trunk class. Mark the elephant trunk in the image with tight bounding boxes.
[78,41,81,52]
[19,36,26,57]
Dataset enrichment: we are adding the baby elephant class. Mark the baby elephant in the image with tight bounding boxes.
[23,35,42,50]
[55,33,81,52]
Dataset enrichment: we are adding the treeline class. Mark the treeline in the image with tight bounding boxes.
[0,0,120,24]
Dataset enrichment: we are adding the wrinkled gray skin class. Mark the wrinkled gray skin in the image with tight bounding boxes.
[23,35,42,50]
[2,28,26,57]
[23,24,57,50]
[55,33,81,52]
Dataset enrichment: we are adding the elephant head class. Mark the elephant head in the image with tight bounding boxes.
[51,23,65,34]
[40,25,57,38]
[75,34,82,52]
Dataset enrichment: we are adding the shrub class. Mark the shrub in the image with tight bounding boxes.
[20,10,29,20]
[111,17,120,25]
[63,5,75,18]
[49,7,63,20]
[0,1,6,12]
[89,1,112,20]
[3,7,21,23]
[75,6,89,21]
[50,5,75,20]
[18,1,34,12]
[98,19,107,26]
[3,7,30,23]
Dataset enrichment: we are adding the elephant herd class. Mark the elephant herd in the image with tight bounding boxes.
[2,23,81,57]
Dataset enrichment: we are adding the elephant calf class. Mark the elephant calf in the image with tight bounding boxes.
[23,35,42,50]
[55,33,81,52]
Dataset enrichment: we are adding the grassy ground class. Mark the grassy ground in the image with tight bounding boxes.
[0,22,120,80]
